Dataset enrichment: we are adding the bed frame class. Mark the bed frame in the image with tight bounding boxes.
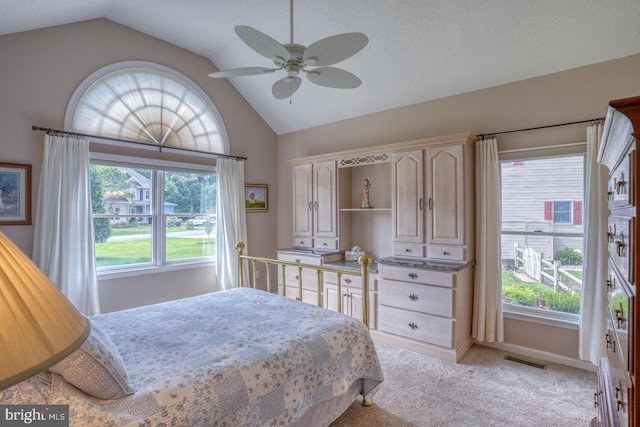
[235,242,373,329]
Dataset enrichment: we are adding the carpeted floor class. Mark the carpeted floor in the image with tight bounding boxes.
[331,341,597,427]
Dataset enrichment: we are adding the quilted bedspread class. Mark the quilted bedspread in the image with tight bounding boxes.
[2,287,383,426]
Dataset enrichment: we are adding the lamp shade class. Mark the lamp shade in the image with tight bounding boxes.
[0,231,90,390]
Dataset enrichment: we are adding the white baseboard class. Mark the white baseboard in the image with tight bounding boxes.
[478,341,597,372]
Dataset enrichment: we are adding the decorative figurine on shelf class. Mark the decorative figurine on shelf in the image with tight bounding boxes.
[361,178,373,208]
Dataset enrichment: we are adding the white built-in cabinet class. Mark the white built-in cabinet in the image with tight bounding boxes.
[392,149,424,257]
[391,140,473,262]
[283,132,476,363]
[291,160,341,250]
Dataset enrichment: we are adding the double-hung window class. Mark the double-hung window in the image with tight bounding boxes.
[500,154,585,320]
[90,156,216,273]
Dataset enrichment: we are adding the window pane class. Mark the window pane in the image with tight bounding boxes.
[553,201,571,224]
[91,165,154,269]
[94,217,153,268]
[500,156,584,315]
[164,172,216,262]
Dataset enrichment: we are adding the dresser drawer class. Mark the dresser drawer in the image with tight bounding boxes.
[378,264,455,287]
[280,285,319,305]
[392,243,425,258]
[378,305,453,347]
[277,253,322,265]
[292,237,313,248]
[324,271,362,288]
[427,244,465,261]
[379,279,453,317]
[608,149,633,208]
[607,216,632,282]
[314,238,338,250]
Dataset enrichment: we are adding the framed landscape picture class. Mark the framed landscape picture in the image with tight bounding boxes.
[0,162,32,225]
[244,184,268,212]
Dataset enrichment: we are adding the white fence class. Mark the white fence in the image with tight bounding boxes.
[513,243,581,294]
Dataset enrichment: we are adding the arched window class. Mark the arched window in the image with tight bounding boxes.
[66,61,228,154]
[65,62,226,273]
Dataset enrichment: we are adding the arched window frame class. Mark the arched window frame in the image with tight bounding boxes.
[64,62,228,276]
[64,61,229,156]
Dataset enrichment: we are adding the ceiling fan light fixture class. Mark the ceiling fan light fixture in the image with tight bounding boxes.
[210,0,368,99]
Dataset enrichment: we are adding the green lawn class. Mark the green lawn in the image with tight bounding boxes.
[96,237,215,267]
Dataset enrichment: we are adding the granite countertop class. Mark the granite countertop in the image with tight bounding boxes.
[376,256,475,272]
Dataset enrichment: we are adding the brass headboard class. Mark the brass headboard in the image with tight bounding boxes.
[235,242,372,328]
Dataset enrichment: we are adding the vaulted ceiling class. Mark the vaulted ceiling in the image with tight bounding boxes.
[2,0,640,135]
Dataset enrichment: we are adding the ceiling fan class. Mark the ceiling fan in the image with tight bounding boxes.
[208,0,368,99]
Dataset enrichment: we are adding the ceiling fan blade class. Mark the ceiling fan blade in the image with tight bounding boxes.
[303,33,368,66]
[235,25,290,64]
[272,76,302,99]
[306,67,362,89]
[208,67,278,78]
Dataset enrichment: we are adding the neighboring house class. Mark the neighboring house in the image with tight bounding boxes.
[501,157,584,265]
[105,168,176,225]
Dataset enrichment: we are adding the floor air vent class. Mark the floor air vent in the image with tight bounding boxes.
[504,355,547,370]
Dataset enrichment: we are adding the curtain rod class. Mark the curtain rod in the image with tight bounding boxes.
[31,125,247,161]
[476,117,604,139]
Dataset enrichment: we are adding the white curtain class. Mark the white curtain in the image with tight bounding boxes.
[473,137,504,342]
[33,134,100,315]
[215,158,247,290]
[579,123,608,365]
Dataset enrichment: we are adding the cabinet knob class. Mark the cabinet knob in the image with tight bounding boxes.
[443,251,450,256]
[405,248,412,253]
[344,278,352,284]
[295,258,301,263]
[409,294,419,301]
[408,272,418,279]
[408,322,418,330]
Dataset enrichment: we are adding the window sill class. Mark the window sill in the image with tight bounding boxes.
[97,259,215,280]
[503,303,579,330]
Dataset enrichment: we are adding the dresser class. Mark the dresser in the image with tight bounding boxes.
[596,96,640,427]
[372,257,474,363]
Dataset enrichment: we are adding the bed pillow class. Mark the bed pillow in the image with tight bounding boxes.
[49,319,135,399]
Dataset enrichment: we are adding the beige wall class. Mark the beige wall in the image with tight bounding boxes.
[276,53,640,362]
[0,19,278,312]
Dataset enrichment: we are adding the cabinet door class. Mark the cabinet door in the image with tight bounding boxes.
[313,160,338,238]
[392,150,424,243]
[426,143,464,246]
[293,163,313,238]
[324,283,347,314]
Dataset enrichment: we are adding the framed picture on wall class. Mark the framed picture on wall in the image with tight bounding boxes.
[0,162,32,225]
[244,184,268,212]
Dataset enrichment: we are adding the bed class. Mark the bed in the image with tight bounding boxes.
[0,249,383,427]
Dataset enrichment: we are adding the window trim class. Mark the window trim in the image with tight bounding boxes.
[91,153,216,277]
[499,145,586,320]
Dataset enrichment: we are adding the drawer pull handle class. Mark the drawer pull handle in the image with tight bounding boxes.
[408,322,418,330]
[295,258,301,263]
[405,248,412,252]
[594,391,600,408]
[443,251,450,256]
[409,294,419,301]
[322,242,328,246]
[605,332,613,349]
[344,278,352,284]
[615,303,626,329]
[615,173,626,194]
[408,272,418,279]
[295,275,299,280]
[615,387,624,411]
